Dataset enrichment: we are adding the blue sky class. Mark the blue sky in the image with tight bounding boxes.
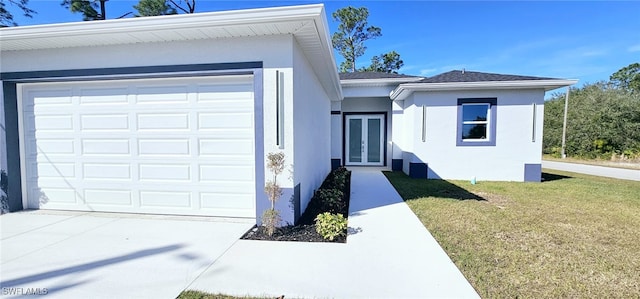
[8,1,640,87]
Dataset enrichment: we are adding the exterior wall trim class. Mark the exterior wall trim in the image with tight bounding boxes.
[409,162,428,178]
[524,163,542,182]
[0,62,262,82]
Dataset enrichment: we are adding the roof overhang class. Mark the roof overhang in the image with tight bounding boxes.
[390,79,579,100]
[340,77,424,87]
[0,4,343,100]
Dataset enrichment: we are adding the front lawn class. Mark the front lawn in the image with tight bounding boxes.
[384,170,640,298]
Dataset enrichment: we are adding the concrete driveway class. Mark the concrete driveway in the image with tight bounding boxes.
[0,210,253,299]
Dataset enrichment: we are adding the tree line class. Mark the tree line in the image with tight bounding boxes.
[2,2,405,73]
[1,0,194,25]
[543,63,640,160]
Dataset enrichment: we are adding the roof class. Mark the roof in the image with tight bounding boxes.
[419,70,559,83]
[390,70,578,100]
[340,72,421,80]
[0,4,343,101]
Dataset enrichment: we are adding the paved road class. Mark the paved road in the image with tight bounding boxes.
[543,160,640,181]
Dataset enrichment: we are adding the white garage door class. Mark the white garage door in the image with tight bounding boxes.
[20,75,256,218]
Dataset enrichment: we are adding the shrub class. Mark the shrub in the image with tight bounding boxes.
[262,209,281,237]
[315,212,347,241]
[315,188,344,213]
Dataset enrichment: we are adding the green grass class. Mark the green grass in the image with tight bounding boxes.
[384,170,640,298]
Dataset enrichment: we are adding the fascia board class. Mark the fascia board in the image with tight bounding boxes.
[341,77,424,87]
[309,7,343,101]
[390,79,579,100]
[0,4,326,42]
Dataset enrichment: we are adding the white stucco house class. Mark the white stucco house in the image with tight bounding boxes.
[0,4,576,223]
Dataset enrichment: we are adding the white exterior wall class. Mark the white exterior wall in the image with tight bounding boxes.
[341,96,393,167]
[402,89,545,181]
[391,100,404,160]
[1,35,309,218]
[292,39,331,217]
[401,96,417,172]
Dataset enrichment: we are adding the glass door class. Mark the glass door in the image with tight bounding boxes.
[345,114,384,166]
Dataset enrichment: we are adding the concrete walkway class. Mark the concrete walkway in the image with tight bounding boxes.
[543,160,640,181]
[188,169,479,298]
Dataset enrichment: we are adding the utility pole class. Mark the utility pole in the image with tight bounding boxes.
[561,86,570,159]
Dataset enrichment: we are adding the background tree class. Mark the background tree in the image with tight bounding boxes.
[168,0,194,14]
[331,6,381,73]
[0,0,35,26]
[610,62,640,93]
[62,0,107,20]
[361,50,404,73]
[544,82,640,159]
[134,0,176,16]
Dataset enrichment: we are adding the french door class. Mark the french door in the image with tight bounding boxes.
[345,114,384,166]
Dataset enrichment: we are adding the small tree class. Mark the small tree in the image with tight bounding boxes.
[263,152,285,236]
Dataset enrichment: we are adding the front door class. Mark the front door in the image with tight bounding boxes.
[345,114,384,166]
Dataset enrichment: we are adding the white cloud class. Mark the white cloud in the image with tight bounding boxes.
[628,44,640,52]
[419,68,437,76]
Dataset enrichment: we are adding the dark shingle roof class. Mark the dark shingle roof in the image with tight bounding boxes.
[339,72,422,80]
[419,70,559,83]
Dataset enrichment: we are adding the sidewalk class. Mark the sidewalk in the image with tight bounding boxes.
[187,168,479,298]
[543,160,640,181]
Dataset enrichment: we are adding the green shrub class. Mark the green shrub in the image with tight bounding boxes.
[315,188,344,212]
[315,212,347,241]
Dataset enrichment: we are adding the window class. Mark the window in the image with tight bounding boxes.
[457,98,497,146]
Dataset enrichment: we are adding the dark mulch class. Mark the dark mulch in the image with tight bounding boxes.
[242,224,346,243]
[241,167,351,243]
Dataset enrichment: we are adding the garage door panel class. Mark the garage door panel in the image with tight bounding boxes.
[37,139,75,154]
[199,165,254,182]
[198,113,253,130]
[37,188,78,204]
[139,164,191,181]
[138,139,190,156]
[83,163,131,180]
[137,113,189,130]
[23,75,256,218]
[84,189,133,205]
[200,193,253,209]
[81,114,130,130]
[199,139,253,156]
[140,191,192,208]
[28,89,73,106]
[35,162,76,178]
[34,115,74,131]
[135,86,189,103]
[80,87,129,104]
[81,139,131,155]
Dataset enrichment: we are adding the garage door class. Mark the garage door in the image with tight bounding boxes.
[20,75,256,218]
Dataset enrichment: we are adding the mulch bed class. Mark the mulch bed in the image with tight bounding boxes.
[241,167,351,243]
